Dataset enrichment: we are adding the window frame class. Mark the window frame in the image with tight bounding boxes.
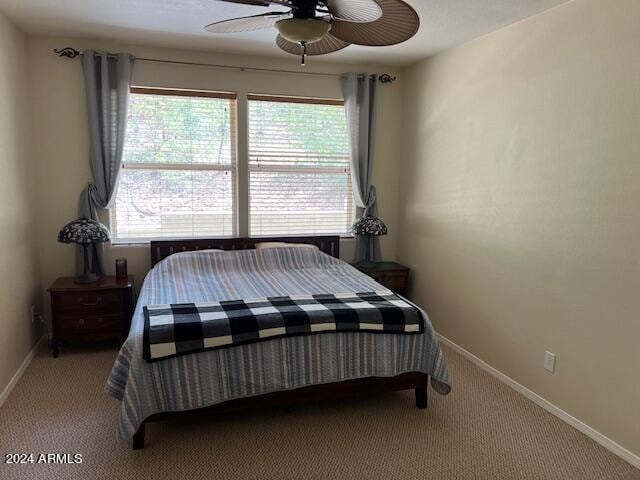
[110,87,239,244]
[246,94,355,238]
[111,88,355,244]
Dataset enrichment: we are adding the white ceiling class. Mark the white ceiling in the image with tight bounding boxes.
[0,0,570,66]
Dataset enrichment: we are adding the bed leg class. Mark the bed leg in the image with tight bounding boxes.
[132,423,146,450]
[415,383,428,409]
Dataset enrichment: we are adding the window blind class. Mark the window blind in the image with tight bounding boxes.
[248,96,354,236]
[111,90,237,243]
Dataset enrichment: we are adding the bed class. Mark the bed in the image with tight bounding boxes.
[106,236,451,449]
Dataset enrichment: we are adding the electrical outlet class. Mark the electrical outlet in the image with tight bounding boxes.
[29,305,36,324]
[544,351,556,373]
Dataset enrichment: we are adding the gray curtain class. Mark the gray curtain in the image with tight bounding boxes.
[77,50,135,276]
[341,72,380,263]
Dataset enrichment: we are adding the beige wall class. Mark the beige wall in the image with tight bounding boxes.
[26,36,404,315]
[399,0,640,457]
[0,13,42,395]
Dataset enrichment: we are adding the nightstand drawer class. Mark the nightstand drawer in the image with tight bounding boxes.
[57,313,123,333]
[370,271,407,290]
[55,291,123,313]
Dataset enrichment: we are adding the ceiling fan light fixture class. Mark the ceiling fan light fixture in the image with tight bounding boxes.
[275,18,331,44]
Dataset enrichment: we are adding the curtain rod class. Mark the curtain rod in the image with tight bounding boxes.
[53,47,397,84]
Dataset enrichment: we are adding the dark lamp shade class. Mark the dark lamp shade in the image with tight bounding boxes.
[57,218,110,245]
[352,215,388,237]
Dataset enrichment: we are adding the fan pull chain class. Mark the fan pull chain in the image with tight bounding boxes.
[300,41,307,66]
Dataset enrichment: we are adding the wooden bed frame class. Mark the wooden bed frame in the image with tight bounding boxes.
[133,236,429,450]
[150,235,341,266]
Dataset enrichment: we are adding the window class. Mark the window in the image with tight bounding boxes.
[112,88,237,243]
[248,95,353,236]
[111,89,354,243]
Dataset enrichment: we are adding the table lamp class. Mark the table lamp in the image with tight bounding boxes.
[352,215,388,267]
[57,218,110,284]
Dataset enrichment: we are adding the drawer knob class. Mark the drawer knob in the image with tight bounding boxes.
[78,318,85,326]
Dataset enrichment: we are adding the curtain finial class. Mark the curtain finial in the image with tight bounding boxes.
[54,47,81,59]
[378,74,396,84]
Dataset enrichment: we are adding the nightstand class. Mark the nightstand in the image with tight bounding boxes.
[353,262,410,293]
[48,276,135,357]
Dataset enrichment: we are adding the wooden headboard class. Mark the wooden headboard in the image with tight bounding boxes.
[150,236,341,266]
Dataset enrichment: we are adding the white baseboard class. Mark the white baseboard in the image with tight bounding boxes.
[437,334,640,470]
[0,335,44,409]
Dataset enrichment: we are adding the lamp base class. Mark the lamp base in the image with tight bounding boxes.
[75,243,101,284]
[74,272,101,284]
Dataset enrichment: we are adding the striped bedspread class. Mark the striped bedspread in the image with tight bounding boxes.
[106,246,451,440]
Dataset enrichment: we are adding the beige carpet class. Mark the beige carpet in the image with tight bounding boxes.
[0,344,638,480]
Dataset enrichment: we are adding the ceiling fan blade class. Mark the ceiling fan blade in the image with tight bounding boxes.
[205,11,291,33]
[213,0,289,6]
[276,33,349,55]
[325,0,382,23]
[330,0,419,46]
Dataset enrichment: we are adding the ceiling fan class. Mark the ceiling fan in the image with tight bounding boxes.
[204,0,419,65]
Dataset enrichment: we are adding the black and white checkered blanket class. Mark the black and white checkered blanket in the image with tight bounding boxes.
[143,291,424,362]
